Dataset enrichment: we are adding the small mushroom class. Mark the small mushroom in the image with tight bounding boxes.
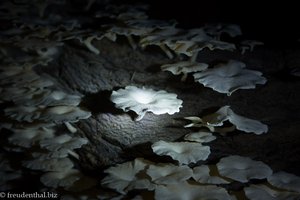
[155,181,232,200]
[161,61,208,81]
[216,155,273,183]
[146,163,193,185]
[193,60,267,96]
[151,140,211,165]
[267,171,300,193]
[240,40,264,55]
[110,86,183,121]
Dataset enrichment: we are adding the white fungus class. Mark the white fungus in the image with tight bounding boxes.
[193,60,267,96]
[110,86,183,121]
[216,155,273,183]
[146,163,193,185]
[151,140,210,165]
[267,171,300,193]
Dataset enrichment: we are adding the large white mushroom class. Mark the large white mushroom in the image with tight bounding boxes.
[184,105,268,135]
[193,60,267,96]
[110,86,183,121]
[216,155,273,183]
[151,140,210,165]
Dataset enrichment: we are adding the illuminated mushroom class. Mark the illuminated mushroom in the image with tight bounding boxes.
[216,155,272,183]
[40,169,81,188]
[110,86,183,121]
[151,141,210,165]
[267,171,300,193]
[240,40,264,54]
[146,163,193,185]
[184,105,268,135]
[161,61,208,81]
[193,60,267,96]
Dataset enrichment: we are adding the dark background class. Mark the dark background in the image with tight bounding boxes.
[142,0,299,47]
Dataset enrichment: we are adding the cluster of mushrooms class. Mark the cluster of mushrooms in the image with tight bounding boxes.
[0,0,299,199]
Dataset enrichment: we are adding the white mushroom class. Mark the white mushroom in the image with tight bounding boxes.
[185,105,268,135]
[155,181,232,200]
[151,141,211,165]
[183,131,216,143]
[8,127,55,148]
[240,40,264,54]
[216,155,273,183]
[193,60,267,96]
[110,86,183,121]
[244,184,300,200]
[267,171,300,193]
[39,106,92,123]
[39,134,88,158]
[146,163,193,185]
[161,61,208,81]
[40,169,81,188]
[101,158,154,194]
[22,156,74,172]
[192,165,230,184]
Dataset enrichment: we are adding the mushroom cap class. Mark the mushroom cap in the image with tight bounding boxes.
[22,156,74,172]
[8,127,55,148]
[216,155,273,183]
[183,131,216,143]
[161,61,208,75]
[152,141,210,165]
[192,165,229,184]
[40,169,81,188]
[40,134,88,152]
[110,86,182,120]
[146,163,193,185]
[155,181,232,200]
[267,171,300,193]
[101,158,154,194]
[193,60,267,96]
[185,106,268,135]
[244,184,300,200]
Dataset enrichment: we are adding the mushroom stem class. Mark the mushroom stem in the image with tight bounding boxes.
[135,111,146,121]
[190,51,199,62]
[68,150,80,160]
[126,35,137,50]
[159,44,173,59]
[83,37,100,55]
[64,122,77,133]
[181,73,188,82]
